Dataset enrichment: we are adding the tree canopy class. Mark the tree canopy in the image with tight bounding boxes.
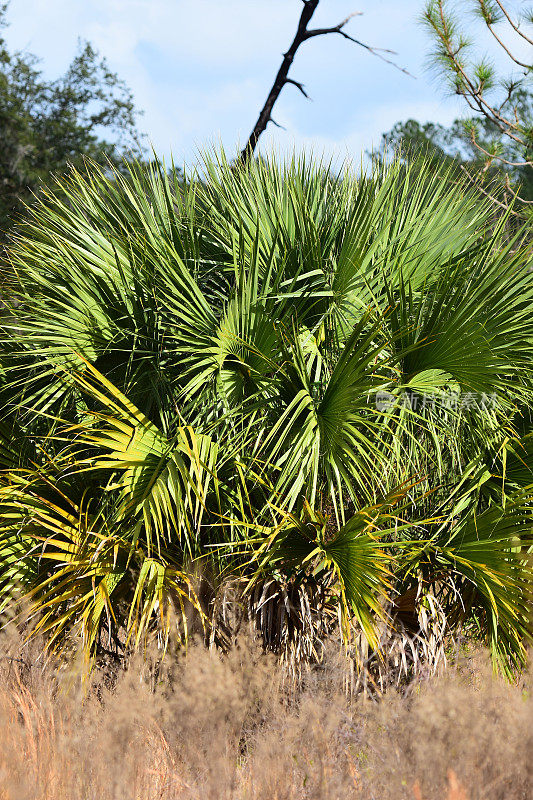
[0,1,144,238]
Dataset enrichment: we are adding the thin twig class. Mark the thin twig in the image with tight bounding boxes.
[493,0,533,45]
[304,11,413,77]
[469,127,532,168]
[504,173,533,204]
[285,78,310,99]
[458,163,523,217]
[485,18,531,69]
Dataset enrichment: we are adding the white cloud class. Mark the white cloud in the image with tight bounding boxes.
[258,97,465,167]
[81,0,299,68]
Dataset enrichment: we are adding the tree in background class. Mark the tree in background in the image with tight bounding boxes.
[379,110,533,201]
[380,3,532,221]
[0,1,144,238]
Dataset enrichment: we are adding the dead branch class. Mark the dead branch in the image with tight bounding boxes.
[239,0,411,162]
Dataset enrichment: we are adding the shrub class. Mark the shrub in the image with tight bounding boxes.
[0,151,532,674]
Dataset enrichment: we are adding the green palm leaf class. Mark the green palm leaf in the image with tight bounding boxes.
[64,360,219,558]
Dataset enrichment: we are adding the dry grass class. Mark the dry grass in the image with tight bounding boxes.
[0,630,530,800]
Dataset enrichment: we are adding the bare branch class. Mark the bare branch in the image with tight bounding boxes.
[484,17,532,69]
[504,173,533,204]
[239,1,411,162]
[285,78,310,99]
[304,11,413,76]
[469,126,532,168]
[493,0,533,45]
[304,11,363,38]
[461,90,526,147]
[496,80,517,114]
[458,163,523,217]
[327,30,414,76]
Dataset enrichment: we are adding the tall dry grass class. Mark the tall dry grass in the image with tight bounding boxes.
[0,629,530,800]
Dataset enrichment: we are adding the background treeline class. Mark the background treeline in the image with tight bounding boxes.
[0,1,144,240]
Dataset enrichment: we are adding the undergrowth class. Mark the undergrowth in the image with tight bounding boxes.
[0,630,530,800]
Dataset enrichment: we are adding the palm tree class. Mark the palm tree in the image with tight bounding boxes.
[0,150,532,676]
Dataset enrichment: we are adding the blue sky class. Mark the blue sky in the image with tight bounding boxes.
[3,0,528,167]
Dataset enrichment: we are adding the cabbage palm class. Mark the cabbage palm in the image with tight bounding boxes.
[0,150,532,674]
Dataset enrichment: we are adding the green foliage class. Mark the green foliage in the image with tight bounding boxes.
[0,149,532,674]
[419,1,533,217]
[379,109,533,206]
[0,2,144,239]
